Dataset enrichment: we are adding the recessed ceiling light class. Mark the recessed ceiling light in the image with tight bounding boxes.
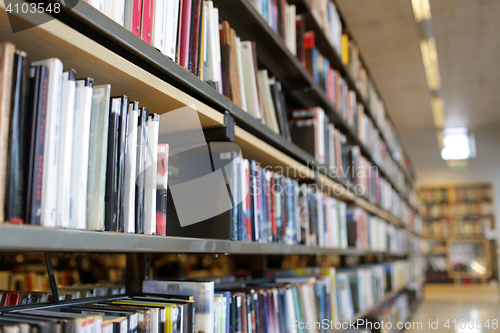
[411,0,432,22]
[440,127,476,161]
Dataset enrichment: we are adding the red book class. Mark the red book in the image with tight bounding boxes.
[4,292,22,306]
[303,31,315,49]
[132,0,143,38]
[178,0,193,70]
[176,0,185,64]
[141,0,154,45]
[190,0,204,75]
[246,162,252,242]
[156,144,169,236]
[327,68,334,104]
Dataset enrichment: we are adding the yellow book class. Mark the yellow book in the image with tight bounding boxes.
[341,34,349,65]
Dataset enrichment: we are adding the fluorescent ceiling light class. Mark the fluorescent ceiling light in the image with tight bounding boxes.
[420,38,441,91]
[411,0,431,22]
[431,97,444,128]
[440,127,476,161]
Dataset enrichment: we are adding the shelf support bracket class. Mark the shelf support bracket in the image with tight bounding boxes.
[44,252,59,304]
[203,111,235,142]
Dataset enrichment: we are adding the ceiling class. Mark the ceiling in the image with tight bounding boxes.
[335,0,500,183]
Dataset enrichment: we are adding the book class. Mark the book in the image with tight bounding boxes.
[153,0,168,53]
[56,70,77,228]
[5,50,31,224]
[141,0,154,45]
[87,84,111,231]
[257,69,280,134]
[190,0,204,75]
[240,41,262,120]
[135,107,149,234]
[178,0,193,70]
[124,0,143,37]
[123,101,139,233]
[156,144,169,236]
[165,0,181,60]
[70,78,94,230]
[105,97,122,232]
[144,113,160,235]
[143,280,215,333]
[117,96,130,232]
[0,42,16,220]
[31,58,63,228]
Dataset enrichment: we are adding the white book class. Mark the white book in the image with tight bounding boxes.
[165,0,181,60]
[123,102,139,233]
[56,71,76,228]
[86,85,111,231]
[124,0,134,31]
[144,114,159,235]
[285,288,298,333]
[88,0,105,12]
[113,0,126,26]
[234,37,247,112]
[143,280,214,333]
[240,42,262,120]
[212,8,223,94]
[338,200,347,249]
[287,4,296,56]
[103,0,115,20]
[329,198,339,248]
[202,1,216,85]
[257,69,280,134]
[153,0,168,54]
[32,58,63,228]
[315,190,324,248]
[69,78,93,230]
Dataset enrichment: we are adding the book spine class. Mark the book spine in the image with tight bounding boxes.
[117,96,130,232]
[153,0,167,53]
[141,0,154,45]
[0,43,16,223]
[135,107,149,234]
[87,85,111,231]
[26,66,49,226]
[124,102,139,233]
[179,0,193,70]
[132,0,143,37]
[56,70,76,228]
[32,58,63,228]
[6,51,31,224]
[105,98,122,232]
[144,113,159,235]
[70,78,94,230]
[156,144,169,236]
[165,0,180,60]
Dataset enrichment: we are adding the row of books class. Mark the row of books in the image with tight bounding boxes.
[409,234,423,254]
[421,202,494,219]
[85,0,294,140]
[303,0,411,177]
[373,293,411,333]
[346,206,411,253]
[454,218,493,237]
[143,261,419,333]
[286,107,413,226]
[0,44,171,235]
[84,0,416,206]
[0,290,50,307]
[419,187,493,204]
[422,221,451,238]
[0,293,195,332]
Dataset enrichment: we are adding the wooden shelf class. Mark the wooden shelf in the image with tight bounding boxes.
[289,0,415,185]
[0,1,419,240]
[0,224,410,256]
[209,0,414,206]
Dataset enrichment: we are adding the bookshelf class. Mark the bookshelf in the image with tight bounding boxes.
[419,183,496,284]
[0,0,424,329]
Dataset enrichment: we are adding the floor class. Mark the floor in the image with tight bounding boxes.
[405,284,500,333]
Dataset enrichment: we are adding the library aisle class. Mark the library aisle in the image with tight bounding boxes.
[406,285,500,333]
[0,0,499,331]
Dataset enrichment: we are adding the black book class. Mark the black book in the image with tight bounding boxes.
[277,0,285,40]
[6,51,31,224]
[308,189,318,246]
[289,118,315,159]
[187,0,197,73]
[26,65,48,225]
[135,107,149,234]
[117,95,130,232]
[105,97,122,231]
[269,81,291,142]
